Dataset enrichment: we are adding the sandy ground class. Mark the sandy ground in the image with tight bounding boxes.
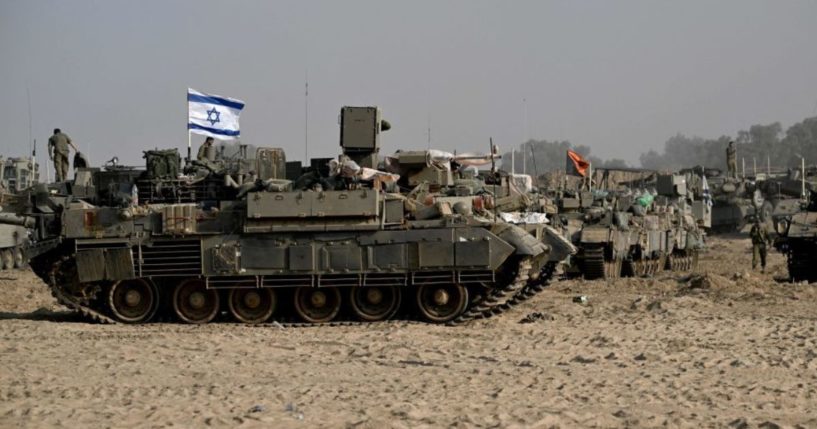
[1,235,816,428]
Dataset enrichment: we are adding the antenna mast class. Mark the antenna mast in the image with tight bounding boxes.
[304,69,309,163]
[490,137,498,222]
[523,97,528,175]
[27,87,39,182]
[427,115,431,149]
[27,87,33,154]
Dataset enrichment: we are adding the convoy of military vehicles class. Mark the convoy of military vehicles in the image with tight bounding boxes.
[2,105,815,324]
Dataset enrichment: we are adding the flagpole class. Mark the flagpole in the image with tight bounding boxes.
[187,89,192,163]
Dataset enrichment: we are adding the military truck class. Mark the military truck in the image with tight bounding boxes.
[19,106,570,325]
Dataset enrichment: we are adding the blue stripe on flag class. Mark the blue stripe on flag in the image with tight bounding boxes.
[187,93,245,110]
[188,122,241,136]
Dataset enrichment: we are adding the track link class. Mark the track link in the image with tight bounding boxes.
[47,257,116,324]
[449,260,558,325]
[580,247,606,280]
[447,257,532,325]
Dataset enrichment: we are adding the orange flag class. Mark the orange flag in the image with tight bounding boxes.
[566,150,590,177]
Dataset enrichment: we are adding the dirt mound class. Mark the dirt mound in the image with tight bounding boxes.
[682,272,734,292]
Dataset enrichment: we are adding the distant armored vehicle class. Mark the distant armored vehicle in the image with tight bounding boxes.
[704,175,756,233]
[19,107,569,325]
[550,173,706,280]
[773,192,817,282]
[0,156,39,269]
[1,156,39,193]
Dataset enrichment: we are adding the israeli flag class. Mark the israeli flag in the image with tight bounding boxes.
[701,175,713,207]
[188,88,245,140]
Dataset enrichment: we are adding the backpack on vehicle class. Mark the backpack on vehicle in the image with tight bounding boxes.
[143,149,181,179]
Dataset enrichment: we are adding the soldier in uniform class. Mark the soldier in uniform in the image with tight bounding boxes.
[48,128,78,182]
[749,219,771,273]
[197,136,214,161]
[726,140,737,178]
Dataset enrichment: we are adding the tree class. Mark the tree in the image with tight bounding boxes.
[638,116,817,171]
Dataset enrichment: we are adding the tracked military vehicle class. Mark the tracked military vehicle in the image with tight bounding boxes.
[773,191,817,282]
[19,107,568,325]
[0,156,39,269]
[680,167,760,233]
[632,174,706,275]
[549,173,706,280]
[380,152,575,312]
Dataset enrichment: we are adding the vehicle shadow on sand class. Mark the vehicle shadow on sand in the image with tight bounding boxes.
[0,308,86,323]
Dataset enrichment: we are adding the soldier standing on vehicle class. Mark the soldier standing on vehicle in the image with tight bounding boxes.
[726,140,737,178]
[197,136,214,161]
[750,219,771,273]
[48,128,78,182]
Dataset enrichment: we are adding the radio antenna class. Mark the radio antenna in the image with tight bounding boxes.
[490,137,498,222]
[27,87,34,154]
[530,141,539,179]
[427,114,431,149]
[522,97,528,174]
[304,68,309,163]
[27,87,40,183]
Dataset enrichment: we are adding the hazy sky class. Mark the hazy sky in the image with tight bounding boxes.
[1,0,816,170]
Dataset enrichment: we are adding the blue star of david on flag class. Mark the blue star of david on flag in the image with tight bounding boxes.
[206,107,221,126]
[188,88,245,140]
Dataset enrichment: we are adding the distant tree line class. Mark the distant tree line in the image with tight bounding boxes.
[639,116,817,172]
[501,115,817,174]
[500,139,629,174]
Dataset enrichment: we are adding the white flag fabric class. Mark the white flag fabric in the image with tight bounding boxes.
[701,175,713,207]
[188,88,245,140]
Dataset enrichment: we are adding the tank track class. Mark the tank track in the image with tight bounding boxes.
[578,247,621,280]
[41,255,550,326]
[625,255,666,277]
[47,257,116,324]
[448,260,558,325]
[787,249,813,282]
[667,251,698,272]
[580,247,606,280]
[486,261,557,310]
[604,259,622,279]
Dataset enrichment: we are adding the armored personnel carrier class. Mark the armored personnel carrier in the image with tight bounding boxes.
[773,191,817,282]
[680,167,759,233]
[19,107,568,325]
[0,156,39,269]
[549,173,706,280]
[637,174,707,275]
[548,189,622,279]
